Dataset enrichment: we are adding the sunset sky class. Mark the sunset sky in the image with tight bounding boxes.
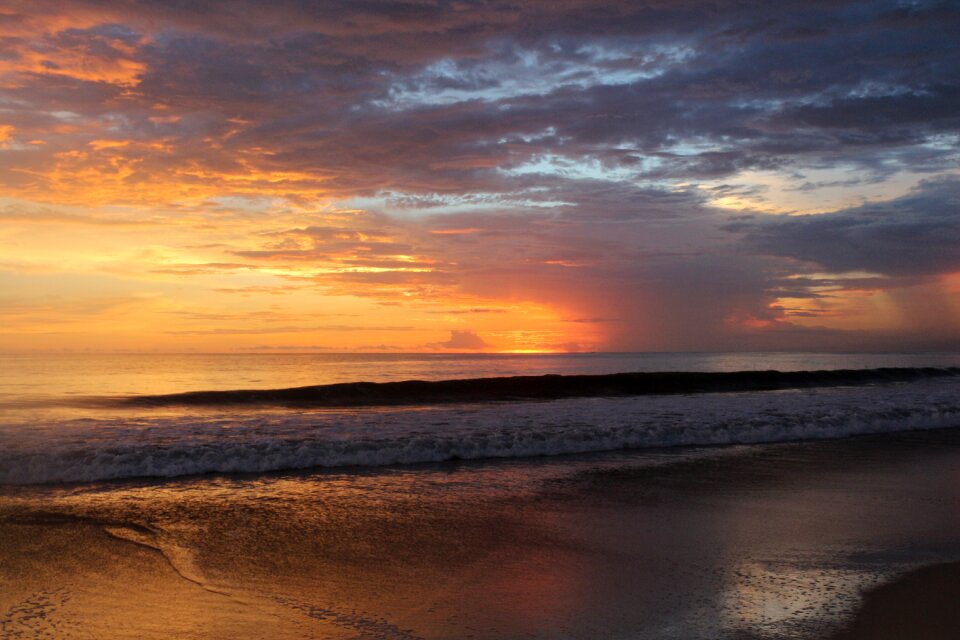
[1,0,958,353]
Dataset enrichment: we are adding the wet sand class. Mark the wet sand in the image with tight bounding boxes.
[3,429,960,639]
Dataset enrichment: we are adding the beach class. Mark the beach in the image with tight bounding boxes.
[3,353,960,638]
[5,0,960,634]
[4,427,960,639]
[4,0,958,633]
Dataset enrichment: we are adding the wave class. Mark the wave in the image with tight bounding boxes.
[3,377,960,485]
[122,367,960,407]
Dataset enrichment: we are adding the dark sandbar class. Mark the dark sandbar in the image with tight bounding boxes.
[829,561,960,640]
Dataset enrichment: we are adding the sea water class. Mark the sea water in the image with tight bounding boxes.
[1,352,959,485]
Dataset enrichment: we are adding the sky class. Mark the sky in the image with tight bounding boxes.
[1,0,958,353]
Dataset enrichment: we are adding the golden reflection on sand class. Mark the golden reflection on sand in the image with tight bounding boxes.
[5,432,960,639]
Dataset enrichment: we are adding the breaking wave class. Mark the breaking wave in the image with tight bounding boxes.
[2,375,960,485]
[123,367,960,407]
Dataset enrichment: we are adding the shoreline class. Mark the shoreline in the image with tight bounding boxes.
[4,429,960,638]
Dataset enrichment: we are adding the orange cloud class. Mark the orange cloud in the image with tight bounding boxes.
[0,36,144,88]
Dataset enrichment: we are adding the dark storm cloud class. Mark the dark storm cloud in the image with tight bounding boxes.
[729,177,960,277]
[6,0,958,194]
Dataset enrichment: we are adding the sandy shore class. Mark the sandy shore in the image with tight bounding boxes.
[3,429,960,639]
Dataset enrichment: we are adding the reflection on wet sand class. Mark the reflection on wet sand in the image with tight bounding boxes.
[3,429,960,639]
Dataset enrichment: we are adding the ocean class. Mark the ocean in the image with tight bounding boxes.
[1,352,959,485]
[3,352,960,639]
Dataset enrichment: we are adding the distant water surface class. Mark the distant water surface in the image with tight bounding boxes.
[3,351,960,403]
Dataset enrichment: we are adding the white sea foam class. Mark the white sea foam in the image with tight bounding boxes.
[1,380,959,485]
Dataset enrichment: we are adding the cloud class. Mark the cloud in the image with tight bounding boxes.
[435,330,490,350]
[2,0,959,351]
[549,341,587,353]
[728,177,960,277]
[4,0,958,207]
[166,324,414,335]
[0,205,155,226]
